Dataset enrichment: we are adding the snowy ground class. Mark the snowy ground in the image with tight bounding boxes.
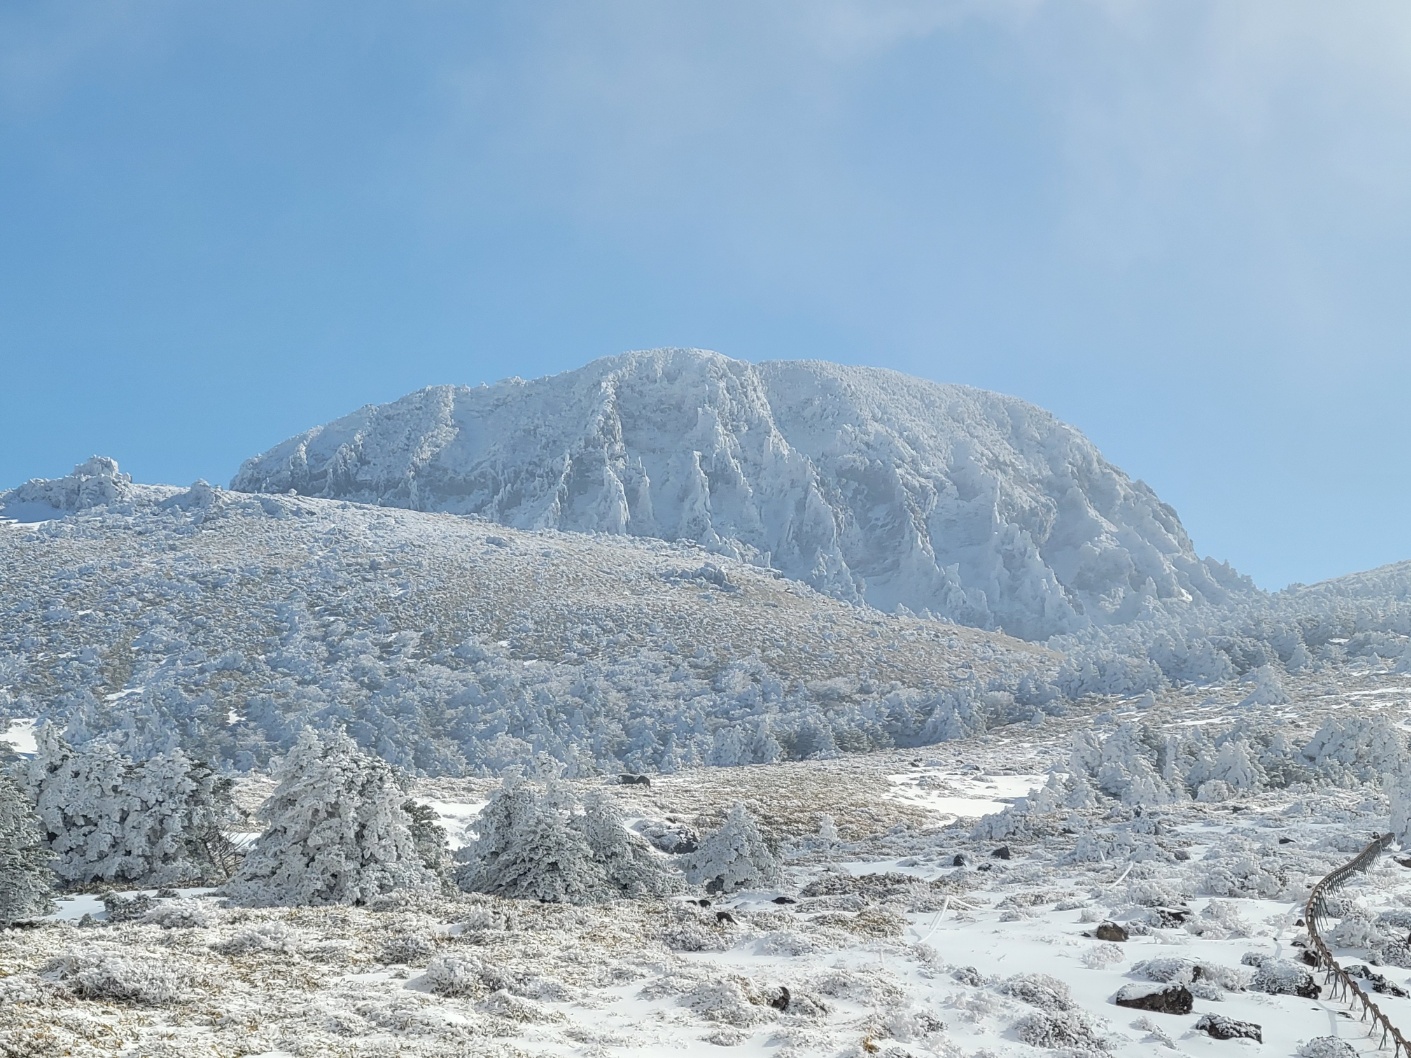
[1,716,36,754]
[4,688,1411,1057]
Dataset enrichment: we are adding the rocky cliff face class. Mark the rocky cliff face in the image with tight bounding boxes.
[232,349,1250,638]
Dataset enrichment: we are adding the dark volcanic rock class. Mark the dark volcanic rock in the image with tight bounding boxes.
[1095,922,1129,943]
[991,845,1012,860]
[1113,983,1193,1015]
[1195,1014,1261,1042]
[1347,964,1410,998]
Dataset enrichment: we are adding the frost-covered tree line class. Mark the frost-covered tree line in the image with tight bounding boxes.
[0,482,1060,777]
[0,724,782,918]
[1044,565,1411,699]
[977,712,1411,849]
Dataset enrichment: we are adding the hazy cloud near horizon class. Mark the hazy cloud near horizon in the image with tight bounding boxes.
[1,1,1408,589]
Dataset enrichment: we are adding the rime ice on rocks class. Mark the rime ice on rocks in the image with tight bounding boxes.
[231,349,1249,639]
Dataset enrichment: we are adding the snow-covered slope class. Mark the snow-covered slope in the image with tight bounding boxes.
[0,462,1054,776]
[233,349,1251,639]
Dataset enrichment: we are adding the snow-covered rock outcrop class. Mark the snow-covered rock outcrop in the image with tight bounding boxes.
[232,349,1249,638]
[1,456,134,519]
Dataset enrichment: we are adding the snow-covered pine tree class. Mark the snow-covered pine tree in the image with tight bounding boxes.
[684,802,780,894]
[226,729,437,907]
[402,799,452,890]
[456,777,608,904]
[0,773,54,926]
[577,790,676,898]
[25,727,238,886]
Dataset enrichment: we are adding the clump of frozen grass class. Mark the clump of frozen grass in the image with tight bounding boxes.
[1133,1015,1176,1048]
[378,930,438,965]
[101,891,156,923]
[424,954,489,998]
[140,898,212,929]
[681,978,772,1027]
[1194,899,1252,938]
[1014,1009,1108,1051]
[1082,943,1126,969]
[211,919,302,955]
[999,973,1074,1011]
[41,951,188,1006]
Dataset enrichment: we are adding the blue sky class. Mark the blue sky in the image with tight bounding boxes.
[2,1,1408,589]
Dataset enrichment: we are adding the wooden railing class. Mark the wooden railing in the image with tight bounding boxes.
[1303,833,1408,1055]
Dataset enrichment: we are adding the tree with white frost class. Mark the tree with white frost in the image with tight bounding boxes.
[226,729,438,907]
[578,790,677,898]
[684,802,780,894]
[25,727,238,886]
[0,773,54,926]
[456,777,607,904]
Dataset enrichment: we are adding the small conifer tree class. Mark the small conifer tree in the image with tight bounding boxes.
[226,729,437,907]
[0,773,55,926]
[684,802,780,894]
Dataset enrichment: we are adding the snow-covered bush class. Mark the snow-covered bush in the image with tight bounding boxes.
[578,790,678,898]
[1251,959,1319,998]
[139,899,212,929]
[225,729,439,907]
[1297,1039,1357,1058]
[0,772,54,926]
[378,931,438,965]
[424,954,491,997]
[1014,1009,1108,1051]
[211,920,302,955]
[41,951,188,1006]
[999,973,1074,1011]
[684,802,781,894]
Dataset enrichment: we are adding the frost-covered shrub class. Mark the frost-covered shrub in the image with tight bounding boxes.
[139,898,212,929]
[684,802,781,894]
[425,954,490,997]
[211,920,302,955]
[1199,853,1289,899]
[456,778,606,904]
[578,790,678,898]
[1250,960,1319,998]
[999,973,1074,1011]
[1014,1009,1108,1051]
[1130,958,1246,993]
[226,729,438,907]
[682,979,772,1027]
[102,891,156,923]
[378,931,438,965]
[0,772,54,926]
[42,951,188,1005]
[661,906,731,952]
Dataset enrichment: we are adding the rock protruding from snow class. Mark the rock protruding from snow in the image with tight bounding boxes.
[231,349,1249,639]
[1113,982,1193,1014]
[2,456,133,517]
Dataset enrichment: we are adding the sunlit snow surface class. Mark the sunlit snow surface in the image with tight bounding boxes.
[1,717,36,754]
[885,768,1050,820]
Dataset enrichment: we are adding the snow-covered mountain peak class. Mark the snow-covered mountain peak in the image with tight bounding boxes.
[232,349,1252,638]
